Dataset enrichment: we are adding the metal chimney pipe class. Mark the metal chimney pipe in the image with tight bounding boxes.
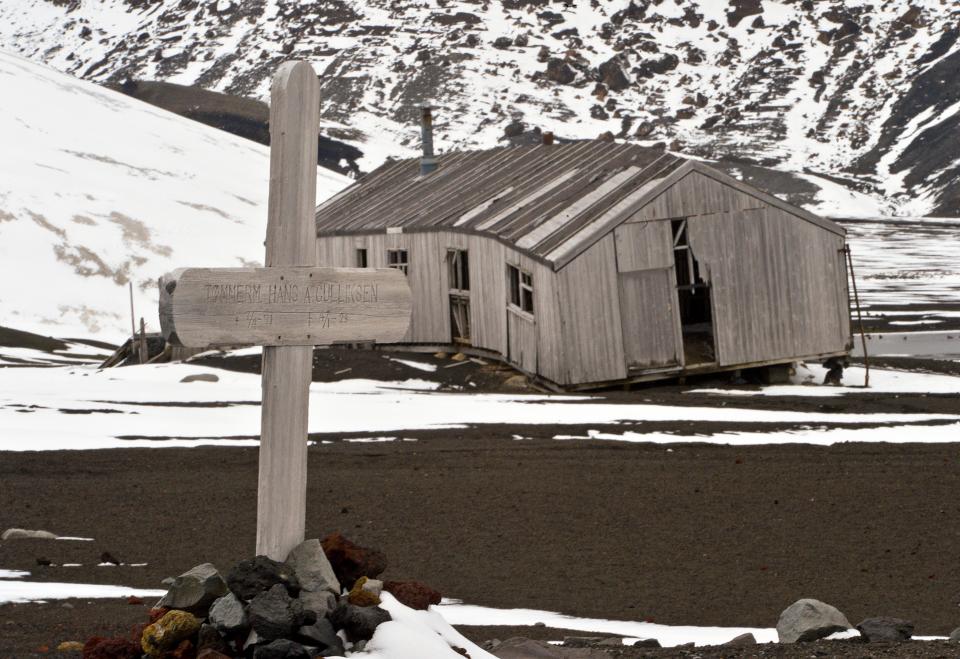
[420,107,438,175]
[542,131,555,146]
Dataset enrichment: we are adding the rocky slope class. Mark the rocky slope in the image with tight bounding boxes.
[1,0,959,217]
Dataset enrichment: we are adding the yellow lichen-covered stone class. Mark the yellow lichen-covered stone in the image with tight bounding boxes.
[56,641,84,653]
[141,609,200,657]
[347,576,381,607]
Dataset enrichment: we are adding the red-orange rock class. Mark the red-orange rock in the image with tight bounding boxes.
[321,532,387,588]
[82,636,141,659]
[383,580,442,610]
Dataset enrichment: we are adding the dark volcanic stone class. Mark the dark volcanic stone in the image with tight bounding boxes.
[252,639,311,659]
[247,583,305,641]
[857,617,914,642]
[545,58,576,85]
[227,555,300,601]
[598,56,629,91]
[727,0,763,27]
[196,623,230,653]
[330,601,392,642]
[493,36,513,50]
[321,532,387,589]
[383,580,442,610]
[296,618,345,655]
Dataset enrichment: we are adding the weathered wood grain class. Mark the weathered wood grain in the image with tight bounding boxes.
[159,266,411,347]
[258,61,319,562]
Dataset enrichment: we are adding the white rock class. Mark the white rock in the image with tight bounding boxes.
[2,528,58,540]
[777,598,852,643]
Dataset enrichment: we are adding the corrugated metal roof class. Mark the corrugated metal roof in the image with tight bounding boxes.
[314,140,841,269]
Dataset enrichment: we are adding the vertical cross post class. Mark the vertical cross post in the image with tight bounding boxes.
[256,61,320,560]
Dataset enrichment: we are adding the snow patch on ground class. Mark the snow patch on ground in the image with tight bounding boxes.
[1,363,957,451]
[690,363,960,397]
[436,600,777,647]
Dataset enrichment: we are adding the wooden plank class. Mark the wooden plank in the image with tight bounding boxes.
[159,266,412,347]
[618,268,681,368]
[557,235,626,383]
[258,61,319,562]
[614,219,673,272]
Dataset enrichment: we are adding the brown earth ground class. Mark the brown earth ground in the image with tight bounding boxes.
[2,437,960,656]
[2,346,960,657]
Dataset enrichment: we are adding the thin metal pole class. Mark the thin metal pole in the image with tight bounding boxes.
[845,245,869,388]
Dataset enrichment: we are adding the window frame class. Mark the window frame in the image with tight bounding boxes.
[506,263,534,316]
[386,248,409,276]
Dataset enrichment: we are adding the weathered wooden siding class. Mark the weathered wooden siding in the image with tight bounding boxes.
[317,232,561,378]
[631,170,766,222]
[685,205,849,366]
[557,235,627,384]
[614,215,674,271]
[617,268,682,369]
[466,234,507,356]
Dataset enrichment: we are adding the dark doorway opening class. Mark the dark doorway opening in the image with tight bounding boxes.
[672,219,716,365]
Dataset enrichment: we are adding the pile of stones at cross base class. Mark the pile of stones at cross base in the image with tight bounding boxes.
[79,532,441,659]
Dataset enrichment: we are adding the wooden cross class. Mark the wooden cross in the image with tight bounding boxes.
[159,62,412,560]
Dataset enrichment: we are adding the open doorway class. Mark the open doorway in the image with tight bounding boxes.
[672,219,716,365]
[447,249,471,344]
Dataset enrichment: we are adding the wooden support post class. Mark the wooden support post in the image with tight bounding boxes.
[256,61,321,560]
[139,317,148,364]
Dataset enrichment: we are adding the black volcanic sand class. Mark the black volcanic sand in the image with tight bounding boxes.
[3,438,960,656]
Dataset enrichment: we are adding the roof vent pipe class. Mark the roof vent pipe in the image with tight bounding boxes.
[420,106,438,175]
[542,131,555,146]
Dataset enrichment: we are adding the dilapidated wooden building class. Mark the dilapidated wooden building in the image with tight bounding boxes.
[314,140,852,389]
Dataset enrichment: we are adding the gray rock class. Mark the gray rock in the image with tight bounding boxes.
[856,617,914,642]
[252,639,310,659]
[299,589,336,618]
[295,618,345,655]
[248,583,312,641]
[950,627,960,641]
[180,373,219,383]
[562,637,606,647]
[632,638,661,648]
[724,632,757,646]
[777,598,852,643]
[361,577,383,598]
[243,628,260,651]
[157,562,228,614]
[1,528,58,540]
[285,538,339,595]
[329,600,391,642]
[209,591,248,634]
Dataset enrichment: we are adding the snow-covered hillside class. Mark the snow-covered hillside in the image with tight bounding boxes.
[2,0,958,216]
[0,50,349,342]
